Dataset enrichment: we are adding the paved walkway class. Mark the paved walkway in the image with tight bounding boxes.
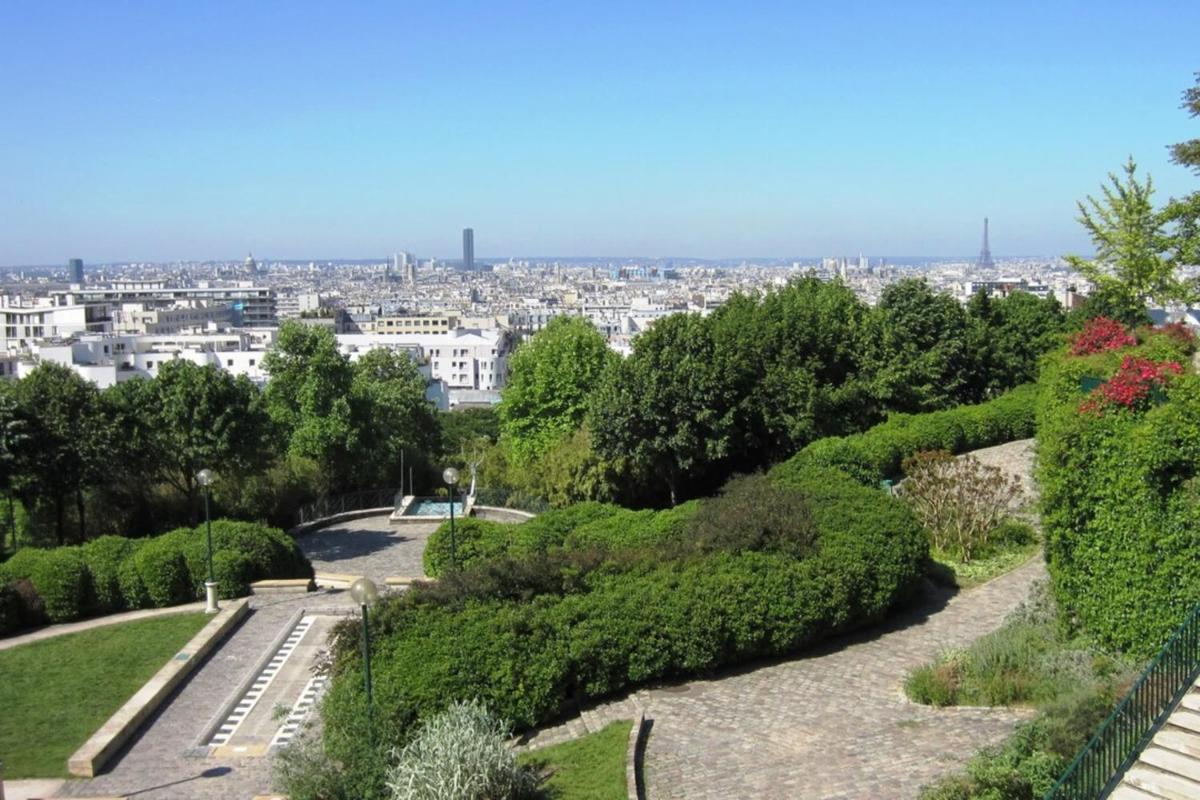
[0,601,208,652]
[296,515,438,579]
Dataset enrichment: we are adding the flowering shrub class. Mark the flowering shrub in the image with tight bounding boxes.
[1079,356,1182,414]
[1070,316,1136,356]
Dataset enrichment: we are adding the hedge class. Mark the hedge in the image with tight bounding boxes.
[0,519,312,635]
[1037,327,1200,656]
[770,384,1038,487]
[324,465,927,756]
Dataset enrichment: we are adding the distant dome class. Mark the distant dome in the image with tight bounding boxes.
[244,252,258,271]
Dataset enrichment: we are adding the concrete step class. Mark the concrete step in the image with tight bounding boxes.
[1152,727,1200,760]
[1177,693,1200,714]
[1141,745,1200,782]
[1166,710,1200,735]
[1110,784,1168,800]
[1125,764,1200,800]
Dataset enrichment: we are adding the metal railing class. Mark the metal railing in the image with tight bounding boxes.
[296,489,401,526]
[1045,602,1200,799]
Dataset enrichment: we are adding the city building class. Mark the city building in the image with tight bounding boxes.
[462,228,475,271]
[52,280,277,327]
[0,296,112,351]
[69,258,84,284]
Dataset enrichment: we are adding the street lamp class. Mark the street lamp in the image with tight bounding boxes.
[196,468,218,614]
[349,577,381,746]
[443,467,460,571]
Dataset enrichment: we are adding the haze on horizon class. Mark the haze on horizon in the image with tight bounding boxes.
[1,1,1197,266]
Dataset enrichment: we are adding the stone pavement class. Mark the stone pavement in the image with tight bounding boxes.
[523,557,1046,799]
[296,515,438,579]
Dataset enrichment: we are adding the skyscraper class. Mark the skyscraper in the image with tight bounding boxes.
[68,258,83,284]
[462,228,475,271]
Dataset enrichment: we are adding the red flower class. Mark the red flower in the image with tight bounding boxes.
[1071,317,1137,356]
[1078,356,1183,414]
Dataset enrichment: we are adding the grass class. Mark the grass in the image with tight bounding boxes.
[927,519,1041,590]
[520,720,633,800]
[0,611,210,778]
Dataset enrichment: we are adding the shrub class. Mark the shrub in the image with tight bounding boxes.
[212,550,256,598]
[0,548,93,623]
[324,465,927,754]
[81,536,136,614]
[905,662,960,707]
[385,700,538,800]
[1069,316,1136,356]
[134,532,193,607]
[423,519,514,577]
[1078,356,1182,414]
[118,541,152,609]
[772,385,1038,487]
[1039,343,1200,655]
[685,475,816,558]
[0,582,22,635]
[900,451,1024,562]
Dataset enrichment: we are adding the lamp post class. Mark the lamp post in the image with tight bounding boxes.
[443,467,460,571]
[196,469,218,614]
[349,577,380,746]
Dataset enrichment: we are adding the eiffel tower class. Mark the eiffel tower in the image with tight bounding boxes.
[976,217,995,269]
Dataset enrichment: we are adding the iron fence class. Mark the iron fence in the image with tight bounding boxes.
[1044,602,1200,799]
[296,489,401,526]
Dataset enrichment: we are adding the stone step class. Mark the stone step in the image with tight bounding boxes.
[1125,764,1200,800]
[1166,710,1200,735]
[1152,727,1200,760]
[1177,693,1200,714]
[1110,784,1168,800]
[1141,745,1200,783]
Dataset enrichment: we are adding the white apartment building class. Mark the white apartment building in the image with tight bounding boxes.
[112,301,232,335]
[52,280,277,327]
[0,297,112,351]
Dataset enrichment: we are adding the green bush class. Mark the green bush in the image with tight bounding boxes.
[422,519,514,577]
[118,544,151,610]
[26,548,90,623]
[1038,339,1200,656]
[212,549,256,597]
[134,532,193,607]
[772,384,1038,487]
[324,465,927,756]
[81,536,136,614]
[0,582,22,635]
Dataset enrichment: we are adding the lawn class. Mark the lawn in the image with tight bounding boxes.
[929,540,1040,589]
[520,720,633,800]
[0,612,210,778]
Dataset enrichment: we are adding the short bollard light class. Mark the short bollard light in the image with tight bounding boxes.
[196,468,219,614]
[350,577,381,745]
[443,466,460,571]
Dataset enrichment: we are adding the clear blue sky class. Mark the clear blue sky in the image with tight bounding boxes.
[1,1,1197,264]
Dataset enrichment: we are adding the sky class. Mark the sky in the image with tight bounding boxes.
[1,1,1197,265]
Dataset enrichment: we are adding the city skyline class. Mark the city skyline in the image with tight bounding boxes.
[1,2,1197,264]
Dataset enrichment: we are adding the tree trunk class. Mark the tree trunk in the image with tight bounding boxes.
[55,495,64,546]
[76,487,86,542]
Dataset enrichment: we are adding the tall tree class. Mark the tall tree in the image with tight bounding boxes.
[1065,158,1189,309]
[0,384,30,552]
[263,323,360,492]
[967,290,1066,396]
[1165,73,1200,276]
[498,316,617,464]
[14,364,103,543]
[149,360,273,521]
[351,348,439,488]
[866,278,972,412]
[589,313,739,505]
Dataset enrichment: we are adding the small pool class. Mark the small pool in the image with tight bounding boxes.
[402,499,466,517]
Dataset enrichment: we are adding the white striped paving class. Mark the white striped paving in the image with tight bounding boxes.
[269,675,329,748]
[208,615,316,747]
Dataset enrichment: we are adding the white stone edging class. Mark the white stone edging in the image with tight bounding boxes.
[67,598,250,777]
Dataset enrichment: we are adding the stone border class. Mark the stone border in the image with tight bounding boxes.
[290,507,395,537]
[626,711,648,800]
[249,578,316,594]
[68,599,251,778]
[193,605,307,752]
[472,504,537,522]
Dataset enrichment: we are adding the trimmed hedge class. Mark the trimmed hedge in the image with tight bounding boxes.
[1037,327,1200,656]
[0,520,312,635]
[770,384,1038,487]
[324,465,927,756]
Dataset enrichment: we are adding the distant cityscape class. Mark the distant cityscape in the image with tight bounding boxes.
[0,220,1194,408]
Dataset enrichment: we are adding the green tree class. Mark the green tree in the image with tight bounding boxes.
[351,348,439,489]
[263,323,360,492]
[498,316,616,464]
[148,361,273,521]
[967,290,1066,395]
[0,384,30,552]
[589,313,739,505]
[14,364,104,544]
[867,279,972,412]
[1165,73,1200,277]
[1066,158,1190,309]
